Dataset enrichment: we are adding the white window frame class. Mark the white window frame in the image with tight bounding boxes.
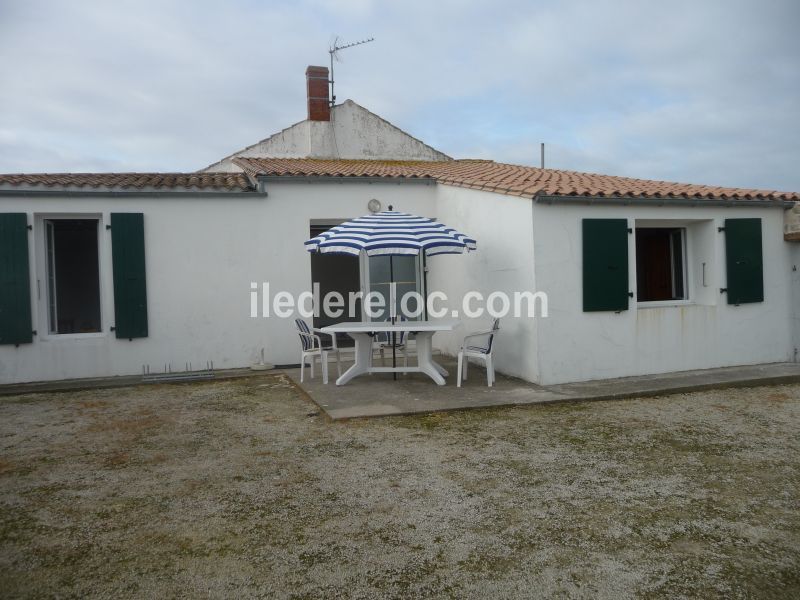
[635,224,692,308]
[34,213,107,340]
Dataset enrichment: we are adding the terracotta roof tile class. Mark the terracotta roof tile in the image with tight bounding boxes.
[0,172,254,191]
[233,158,799,202]
[2,161,796,202]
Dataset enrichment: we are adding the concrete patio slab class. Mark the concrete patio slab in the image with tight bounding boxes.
[284,357,800,420]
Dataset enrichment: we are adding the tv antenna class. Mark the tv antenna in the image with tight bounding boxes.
[329,36,374,106]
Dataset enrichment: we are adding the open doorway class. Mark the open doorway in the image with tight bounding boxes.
[309,224,361,346]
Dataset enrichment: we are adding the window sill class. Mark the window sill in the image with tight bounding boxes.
[40,332,107,342]
[637,300,694,309]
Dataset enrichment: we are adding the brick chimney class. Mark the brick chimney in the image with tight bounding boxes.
[306,66,330,121]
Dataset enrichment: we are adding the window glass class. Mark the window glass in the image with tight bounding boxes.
[636,227,687,302]
[368,255,420,320]
[45,219,101,333]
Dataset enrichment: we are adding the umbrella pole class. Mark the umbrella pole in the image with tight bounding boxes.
[390,256,397,380]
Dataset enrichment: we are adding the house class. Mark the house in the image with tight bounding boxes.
[1,66,798,386]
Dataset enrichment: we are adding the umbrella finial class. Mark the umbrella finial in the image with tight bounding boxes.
[388,204,393,211]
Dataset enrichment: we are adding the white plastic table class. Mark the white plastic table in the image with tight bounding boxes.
[320,319,461,386]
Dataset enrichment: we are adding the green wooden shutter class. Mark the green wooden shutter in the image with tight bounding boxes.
[110,213,148,339]
[583,218,630,312]
[724,218,763,305]
[0,213,33,345]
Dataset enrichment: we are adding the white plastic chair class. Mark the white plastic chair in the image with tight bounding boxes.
[295,319,341,384]
[457,318,500,387]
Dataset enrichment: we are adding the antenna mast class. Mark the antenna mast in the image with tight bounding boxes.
[329,36,374,106]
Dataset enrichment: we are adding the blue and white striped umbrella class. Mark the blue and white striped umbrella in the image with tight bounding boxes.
[304,209,477,257]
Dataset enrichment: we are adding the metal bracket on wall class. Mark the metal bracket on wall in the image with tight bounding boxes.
[105,224,112,230]
[720,288,728,293]
[717,227,726,232]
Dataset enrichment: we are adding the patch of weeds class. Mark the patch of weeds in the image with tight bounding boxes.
[0,507,42,542]
[34,454,60,466]
[419,412,449,430]
[298,541,344,567]
[78,399,110,410]
[87,414,164,435]
[0,457,35,477]
[145,452,168,466]
[20,482,70,501]
[319,490,339,503]
[103,450,130,468]
[174,536,215,558]
[641,557,735,599]
[310,439,369,455]
[41,540,104,570]
[365,555,450,595]
[718,558,800,598]
[651,428,736,458]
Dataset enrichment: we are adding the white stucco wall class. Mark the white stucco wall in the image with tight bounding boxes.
[205,121,313,171]
[531,202,796,384]
[316,101,450,161]
[429,186,540,382]
[202,100,450,172]
[2,182,796,386]
[785,203,800,237]
[0,182,436,384]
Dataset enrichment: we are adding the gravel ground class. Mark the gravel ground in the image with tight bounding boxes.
[0,374,798,599]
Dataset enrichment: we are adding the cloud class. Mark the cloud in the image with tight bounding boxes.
[0,0,798,191]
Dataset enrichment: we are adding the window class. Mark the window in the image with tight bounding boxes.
[44,218,101,334]
[366,255,423,320]
[636,227,687,302]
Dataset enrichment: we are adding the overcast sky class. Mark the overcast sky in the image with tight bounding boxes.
[1,0,798,191]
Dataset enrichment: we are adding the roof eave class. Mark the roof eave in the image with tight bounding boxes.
[255,174,436,185]
[0,188,265,198]
[533,193,795,208]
